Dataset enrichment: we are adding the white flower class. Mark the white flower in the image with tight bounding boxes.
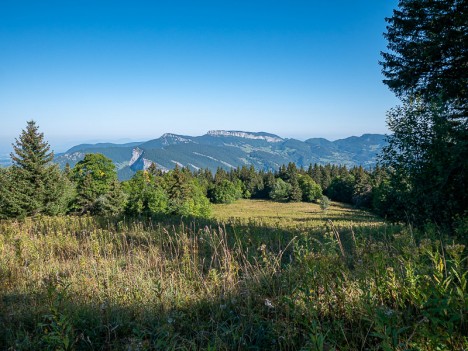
[264,299,274,309]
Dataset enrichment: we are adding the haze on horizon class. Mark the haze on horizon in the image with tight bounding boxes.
[0,0,399,154]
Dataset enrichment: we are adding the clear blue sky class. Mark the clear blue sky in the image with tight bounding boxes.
[0,0,399,153]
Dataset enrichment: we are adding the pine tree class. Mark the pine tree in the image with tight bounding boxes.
[381,0,467,117]
[351,166,372,208]
[309,164,322,187]
[164,166,210,217]
[72,153,124,215]
[97,179,127,216]
[167,166,191,201]
[0,168,22,218]
[278,165,288,181]
[2,121,66,217]
[214,167,228,184]
[380,0,468,226]
[288,175,303,202]
[262,171,276,199]
[147,162,164,177]
[286,162,298,181]
[320,165,332,191]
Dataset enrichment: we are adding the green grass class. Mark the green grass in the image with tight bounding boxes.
[212,199,383,229]
[0,201,467,350]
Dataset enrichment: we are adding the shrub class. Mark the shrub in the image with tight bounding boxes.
[208,179,243,204]
[269,178,292,202]
[298,175,322,202]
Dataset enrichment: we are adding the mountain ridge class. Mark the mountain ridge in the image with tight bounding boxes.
[54,130,388,180]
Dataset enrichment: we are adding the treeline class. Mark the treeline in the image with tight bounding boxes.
[0,121,401,221]
[194,162,389,213]
[0,123,211,219]
[2,118,466,229]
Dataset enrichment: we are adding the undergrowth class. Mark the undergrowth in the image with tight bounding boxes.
[0,212,466,350]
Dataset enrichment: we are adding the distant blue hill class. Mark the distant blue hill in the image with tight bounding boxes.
[55,130,387,180]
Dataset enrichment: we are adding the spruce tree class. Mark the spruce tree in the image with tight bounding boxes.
[97,179,127,216]
[381,0,467,116]
[309,164,322,188]
[0,168,22,218]
[288,175,303,202]
[262,171,276,199]
[320,166,332,191]
[4,121,66,217]
[164,167,211,217]
[72,153,125,215]
[380,0,468,226]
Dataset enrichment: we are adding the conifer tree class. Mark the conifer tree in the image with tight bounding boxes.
[147,162,164,177]
[164,166,211,217]
[261,171,276,199]
[278,165,288,181]
[381,0,467,116]
[380,0,468,226]
[2,121,67,217]
[97,179,127,216]
[351,166,372,208]
[72,153,125,215]
[288,175,303,202]
[319,166,332,191]
[214,167,228,184]
[0,168,22,218]
[309,164,322,188]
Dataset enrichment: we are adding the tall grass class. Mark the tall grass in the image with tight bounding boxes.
[0,212,466,350]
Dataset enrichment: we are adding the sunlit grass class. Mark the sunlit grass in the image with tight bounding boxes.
[0,205,466,350]
[212,199,384,230]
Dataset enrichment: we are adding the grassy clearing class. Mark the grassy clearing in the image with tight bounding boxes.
[0,202,467,350]
[212,199,383,229]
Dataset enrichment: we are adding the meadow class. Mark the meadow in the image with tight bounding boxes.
[0,200,466,350]
[212,199,383,229]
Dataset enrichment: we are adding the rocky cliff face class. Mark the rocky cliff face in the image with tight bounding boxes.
[206,130,284,143]
[129,148,154,172]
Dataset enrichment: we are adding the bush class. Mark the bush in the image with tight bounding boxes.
[123,171,168,216]
[320,195,330,211]
[208,179,243,204]
[269,178,292,202]
[298,175,322,202]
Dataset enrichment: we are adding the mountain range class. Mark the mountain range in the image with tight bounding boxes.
[54,130,387,180]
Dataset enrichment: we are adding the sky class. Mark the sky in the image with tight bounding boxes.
[0,0,400,154]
